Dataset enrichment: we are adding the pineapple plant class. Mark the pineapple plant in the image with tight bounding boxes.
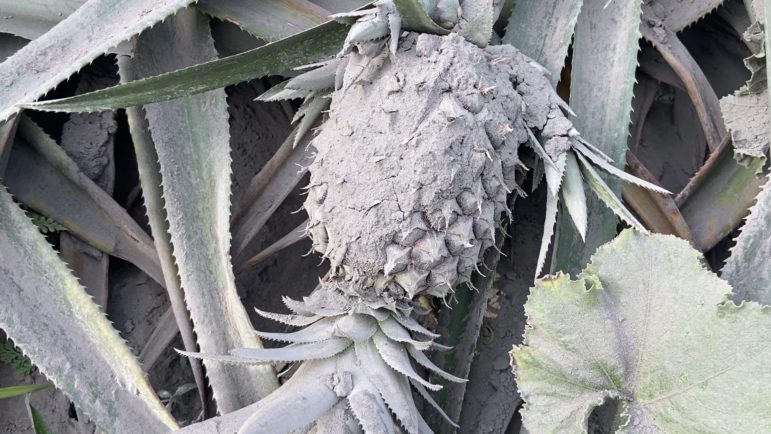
[0,0,769,433]
[182,2,666,432]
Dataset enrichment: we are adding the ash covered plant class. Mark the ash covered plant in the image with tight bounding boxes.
[183,3,667,433]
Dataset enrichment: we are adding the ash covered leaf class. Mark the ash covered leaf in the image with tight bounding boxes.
[512,230,771,433]
[722,177,771,305]
[720,90,770,163]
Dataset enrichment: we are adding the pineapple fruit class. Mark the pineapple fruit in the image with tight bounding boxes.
[183,2,668,433]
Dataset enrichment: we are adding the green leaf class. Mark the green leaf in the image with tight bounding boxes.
[24,20,350,113]
[0,0,197,123]
[0,339,35,376]
[0,186,177,432]
[512,230,771,433]
[5,118,164,285]
[393,0,450,35]
[552,0,643,275]
[502,0,582,83]
[134,9,277,411]
[25,397,53,434]
[197,0,329,41]
[0,0,81,39]
[0,383,52,400]
[26,211,67,234]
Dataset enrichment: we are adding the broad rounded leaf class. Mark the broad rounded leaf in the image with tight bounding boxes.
[512,230,771,433]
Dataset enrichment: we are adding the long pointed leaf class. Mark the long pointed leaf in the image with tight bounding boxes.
[119,56,207,412]
[410,380,458,427]
[235,220,309,273]
[230,338,351,361]
[24,20,350,113]
[254,317,337,343]
[0,1,81,39]
[355,340,420,434]
[572,139,671,194]
[574,151,647,232]
[722,177,771,305]
[347,377,397,434]
[393,0,450,35]
[232,132,315,255]
[372,331,441,391]
[560,152,588,241]
[0,383,52,400]
[5,118,164,285]
[502,0,582,83]
[0,0,197,123]
[406,346,466,384]
[0,186,177,432]
[535,190,558,278]
[197,0,329,41]
[552,0,644,275]
[136,9,277,412]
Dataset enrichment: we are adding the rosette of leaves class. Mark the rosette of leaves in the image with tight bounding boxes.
[185,286,463,433]
[181,2,668,432]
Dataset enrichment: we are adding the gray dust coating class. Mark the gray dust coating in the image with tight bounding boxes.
[305,33,559,302]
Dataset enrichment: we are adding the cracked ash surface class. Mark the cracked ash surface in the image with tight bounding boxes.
[304,33,552,301]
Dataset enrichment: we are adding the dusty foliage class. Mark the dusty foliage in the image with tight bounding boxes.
[186,27,657,432]
[0,0,770,433]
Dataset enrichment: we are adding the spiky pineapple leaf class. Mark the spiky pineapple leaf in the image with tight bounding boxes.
[455,0,494,47]
[118,56,207,411]
[393,0,450,35]
[0,33,27,62]
[0,0,198,123]
[641,0,725,33]
[574,151,646,232]
[512,230,771,433]
[722,177,771,305]
[0,0,81,40]
[678,142,766,251]
[311,0,370,14]
[23,20,350,113]
[0,383,52,400]
[135,9,277,411]
[552,0,644,275]
[0,186,178,432]
[560,152,588,240]
[502,0,583,83]
[5,118,164,285]
[197,0,329,41]
[232,131,315,255]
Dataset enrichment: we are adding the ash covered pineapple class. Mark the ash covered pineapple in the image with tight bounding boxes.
[305,33,529,303]
[183,3,668,434]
